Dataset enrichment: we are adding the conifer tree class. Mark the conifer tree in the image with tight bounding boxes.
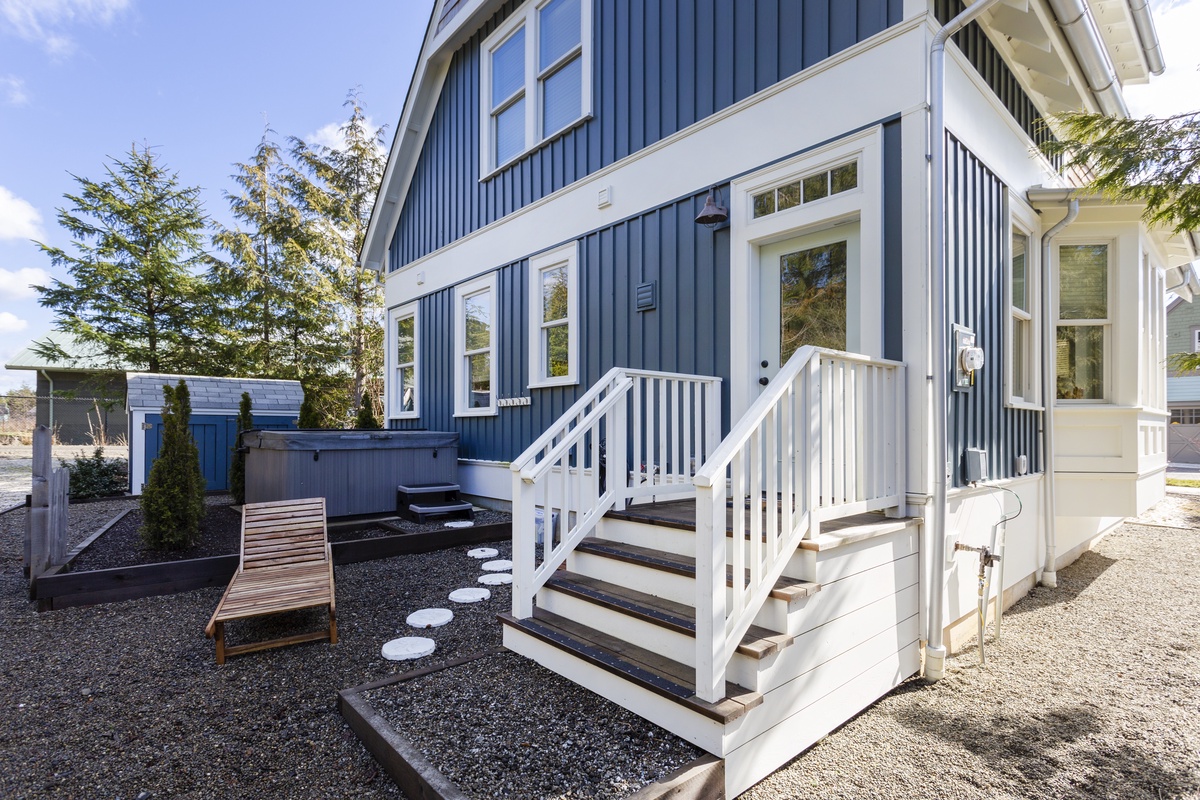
[229,391,253,505]
[355,397,381,429]
[298,387,321,429]
[291,89,387,415]
[141,380,206,549]
[35,144,222,374]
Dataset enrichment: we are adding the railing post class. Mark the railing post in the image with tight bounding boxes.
[705,379,721,464]
[694,483,726,703]
[512,472,536,619]
[609,399,627,510]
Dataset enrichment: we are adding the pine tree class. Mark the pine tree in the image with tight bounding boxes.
[35,144,222,374]
[291,89,387,415]
[229,391,253,505]
[141,380,206,549]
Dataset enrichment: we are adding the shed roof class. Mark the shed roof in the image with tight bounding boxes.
[126,373,303,414]
[5,330,133,373]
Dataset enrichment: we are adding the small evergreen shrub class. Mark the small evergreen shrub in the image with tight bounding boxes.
[141,380,207,549]
[62,447,127,499]
[298,389,321,428]
[229,391,252,505]
[355,398,380,429]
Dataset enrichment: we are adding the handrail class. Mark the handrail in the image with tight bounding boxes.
[693,346,906,702]
[512,366,626,480]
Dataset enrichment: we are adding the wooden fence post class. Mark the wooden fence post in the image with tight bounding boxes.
[26,425,69,593]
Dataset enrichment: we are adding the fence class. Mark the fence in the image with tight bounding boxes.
[0,393,127,446]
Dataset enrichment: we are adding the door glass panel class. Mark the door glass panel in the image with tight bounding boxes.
[780,241,848,364]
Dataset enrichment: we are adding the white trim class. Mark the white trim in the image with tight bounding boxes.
[383,18,928,308]
[1005,193,1043,410]
[479,0,593,178]
[454,272,500,417]
[728,126,884,421]
[388,302,420,420]
[527,241,579,388]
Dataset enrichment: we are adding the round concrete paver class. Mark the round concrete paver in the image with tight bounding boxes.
[381,637,435,661]
[481,559,513,572]
[478,572,513,586]
[406,608,454,629]
[449,587,491,603]
[467,547,499,559]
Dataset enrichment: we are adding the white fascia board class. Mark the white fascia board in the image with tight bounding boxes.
[386,17,928,307]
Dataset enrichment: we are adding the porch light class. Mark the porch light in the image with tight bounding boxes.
[695,186,728,227]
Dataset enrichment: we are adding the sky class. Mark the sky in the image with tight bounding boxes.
[0,0,1197,396]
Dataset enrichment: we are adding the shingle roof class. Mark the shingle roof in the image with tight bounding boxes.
[125,373,304,413]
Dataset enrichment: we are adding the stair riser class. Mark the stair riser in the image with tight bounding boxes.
[536,587,762,689]
[812,527,919,584]
[782,553,920,638]
[502,624,728,754]
[597,517,696,556]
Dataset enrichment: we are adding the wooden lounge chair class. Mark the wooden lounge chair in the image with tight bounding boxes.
[205,497,337,664]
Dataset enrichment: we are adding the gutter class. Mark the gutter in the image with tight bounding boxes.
[927,0,1004,683]
[1037,198,1079,589]
[1127,0,1166,77]
[1045,0,1128,117]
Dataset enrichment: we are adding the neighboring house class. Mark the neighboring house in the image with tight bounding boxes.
[1165,293,1200,462]
[126,373,302,494]
[4,330,130,445]
[361,1,1193,794]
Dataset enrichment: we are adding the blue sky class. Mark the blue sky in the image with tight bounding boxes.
[0,0,1197,395]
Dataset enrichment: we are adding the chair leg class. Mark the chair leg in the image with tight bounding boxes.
[328,606,338,645]
[215,621,226,665]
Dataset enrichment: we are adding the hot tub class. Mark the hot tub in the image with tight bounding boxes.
[242,430,460,517]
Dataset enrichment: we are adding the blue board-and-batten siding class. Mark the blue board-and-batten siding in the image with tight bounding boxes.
[390,0,904,271]
[394,188,731,463]
[945,135,1041,487]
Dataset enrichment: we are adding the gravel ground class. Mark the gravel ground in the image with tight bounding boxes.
[2,490,1197,799]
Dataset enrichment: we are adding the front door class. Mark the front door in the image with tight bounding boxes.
[757,222,860,386]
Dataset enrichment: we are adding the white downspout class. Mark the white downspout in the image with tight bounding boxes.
[927,0,1003,682]
[1038,199,1079,588]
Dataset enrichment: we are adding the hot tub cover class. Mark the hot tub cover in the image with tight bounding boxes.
[241,429,459,451]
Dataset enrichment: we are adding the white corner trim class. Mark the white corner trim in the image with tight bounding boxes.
[528,241,579,388]
[454,272,500,417]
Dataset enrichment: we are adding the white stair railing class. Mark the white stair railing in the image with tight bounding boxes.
[692,347,906,702]
[511,368,722,619]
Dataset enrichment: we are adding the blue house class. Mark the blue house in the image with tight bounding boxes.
[361,0,1194,793]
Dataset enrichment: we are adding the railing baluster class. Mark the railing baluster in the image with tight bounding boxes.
[781,381,793,554]
[675,380,685,484]
[658,379,668,491]
[682,381,693,481]
[632,376,643,490]
[763,406,776,569]
[807,356,821,533]
[731,449,746,622]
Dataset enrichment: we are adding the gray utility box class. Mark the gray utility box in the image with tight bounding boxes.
[243,430,460,517]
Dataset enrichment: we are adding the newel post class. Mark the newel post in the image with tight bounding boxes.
[694,480,727,703]
[512,471,536,619]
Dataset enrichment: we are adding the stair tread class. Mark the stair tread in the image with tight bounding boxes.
[545,571,792,659]
[499,608,761,724]
[397,482,461,493]
[577,538,820,603]
[406,501,473,513]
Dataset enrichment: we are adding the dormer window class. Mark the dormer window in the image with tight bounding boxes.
[480,0,592,177]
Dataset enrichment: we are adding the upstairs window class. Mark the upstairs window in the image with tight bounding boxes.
[1057,244,1110,401]
[481,0,592,176]
[528,242,579,387]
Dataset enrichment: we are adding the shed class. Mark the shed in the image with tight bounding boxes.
[127,373,302,494]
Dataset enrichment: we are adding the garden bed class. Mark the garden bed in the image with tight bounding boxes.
[33,497,512,611]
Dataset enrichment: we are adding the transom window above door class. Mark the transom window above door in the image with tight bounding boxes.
[481,0,593,176]
[752,161,858,219]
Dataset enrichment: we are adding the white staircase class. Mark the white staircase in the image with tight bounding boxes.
[502,351,922,797]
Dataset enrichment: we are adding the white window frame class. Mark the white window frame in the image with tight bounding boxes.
[528,242,579,388]
[1056,240,1113,404]
[479,0,593,178]
[388,303,420,419]
[1005,196,1042,409]
[454,272,499,417]
[1192,327,1200,353]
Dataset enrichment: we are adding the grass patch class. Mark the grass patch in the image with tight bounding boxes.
[1167,478,1200,489]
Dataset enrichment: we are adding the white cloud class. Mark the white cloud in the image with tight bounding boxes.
[1,74,27,105]
[0,186,43,241]
[0,267,49,300]
[1125,0,1200,118]
[306,116,387,156]
[0,0,131,57]
[0,312,29,333]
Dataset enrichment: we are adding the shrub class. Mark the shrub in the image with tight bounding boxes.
[141,380,206,549]
[61,447,127,499]
[355,398,380,430]
[298,389,321,428]
[229,391,252,505]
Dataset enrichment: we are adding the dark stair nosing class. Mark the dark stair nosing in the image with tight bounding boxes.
[499,608,761,724]
[576,538,821,604]
[543,572,793,659]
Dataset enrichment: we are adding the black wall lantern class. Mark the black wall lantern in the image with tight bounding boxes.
[695,185,729,227]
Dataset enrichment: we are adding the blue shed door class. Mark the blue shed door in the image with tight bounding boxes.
[144,414,296,491]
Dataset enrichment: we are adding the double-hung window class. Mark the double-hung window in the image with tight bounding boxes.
[389,304,419,419]
[1057,243,1110,401]
[481,0,592,175]
[1006,200,1040,408]
[528,242,579,387]
[455,274,498,416]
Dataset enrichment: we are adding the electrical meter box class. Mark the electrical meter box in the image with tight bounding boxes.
[964,448,988,483]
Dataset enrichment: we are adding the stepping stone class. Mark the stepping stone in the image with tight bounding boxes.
[406,608,454,629]
[467,547,499,559]
[382,637,435,661]
[478,573,513,586]
[449,587,491,603]
[482,559,513,572]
